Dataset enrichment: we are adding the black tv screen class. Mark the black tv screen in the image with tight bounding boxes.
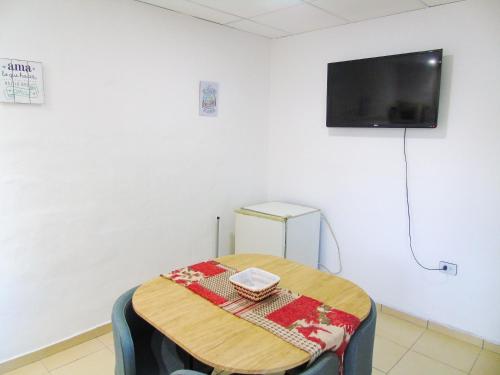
[326,49,443,128]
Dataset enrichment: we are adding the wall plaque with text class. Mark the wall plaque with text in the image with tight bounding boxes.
[0,58,44,104]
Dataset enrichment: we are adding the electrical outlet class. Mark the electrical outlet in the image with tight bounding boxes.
[439,261,457,276]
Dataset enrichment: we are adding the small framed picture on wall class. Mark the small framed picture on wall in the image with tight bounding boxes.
[0,58,44,104]
[199,81,218,117]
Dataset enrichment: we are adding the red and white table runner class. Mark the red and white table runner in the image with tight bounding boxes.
[164,260,361,373]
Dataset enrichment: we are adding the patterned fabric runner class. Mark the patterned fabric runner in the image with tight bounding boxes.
[163,260,361,374]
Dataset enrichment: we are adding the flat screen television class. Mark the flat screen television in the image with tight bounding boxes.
[326,49,443,128]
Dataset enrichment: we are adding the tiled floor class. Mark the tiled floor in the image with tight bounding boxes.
[373,311,500,375]
[5,312,500,375]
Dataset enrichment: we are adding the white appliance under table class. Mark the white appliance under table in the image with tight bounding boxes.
[235,202,320,269]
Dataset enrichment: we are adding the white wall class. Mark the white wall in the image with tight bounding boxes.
[2,0,500,363]
[0,0,270,361]
[267,0,500,343]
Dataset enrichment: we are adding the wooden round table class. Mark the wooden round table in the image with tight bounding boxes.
[132,254,371,374]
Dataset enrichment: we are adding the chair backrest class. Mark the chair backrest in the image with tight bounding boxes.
[112,287,139,375]
[343,299,377,375]
[296,351,339,375]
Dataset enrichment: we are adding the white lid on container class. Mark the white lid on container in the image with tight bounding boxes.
[241,201,319,219]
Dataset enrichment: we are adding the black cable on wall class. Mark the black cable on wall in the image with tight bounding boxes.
[403,128,442,271]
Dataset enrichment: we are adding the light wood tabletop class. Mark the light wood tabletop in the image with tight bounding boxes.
[132,254,371,374]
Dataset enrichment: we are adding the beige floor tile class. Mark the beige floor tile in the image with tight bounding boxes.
[373,335,407,373]
[381,306,427,328]
[389,351,466,375]
[372,367,385,375]
[49,349,114,375]
[412,330,480,372]
[97,332,115,352]
[4,361,49,375]
[41,339,104,371]
[428,321,483,347]
[470,350,500,375]
[484,341,500,355]
[376,312,425,348]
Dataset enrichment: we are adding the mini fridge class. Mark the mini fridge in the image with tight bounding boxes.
[235,202,320,269]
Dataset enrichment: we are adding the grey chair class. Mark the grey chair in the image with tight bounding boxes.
[171,299,377,375]
[343,299,377,375]
[112,287,188,375]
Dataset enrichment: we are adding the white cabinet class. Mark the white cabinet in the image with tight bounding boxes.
[235,202,320,269]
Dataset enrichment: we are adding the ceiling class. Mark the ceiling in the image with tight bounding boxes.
[137,0,464,38]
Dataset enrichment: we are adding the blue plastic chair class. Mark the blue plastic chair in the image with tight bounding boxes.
[171,299,376,375]
[112,287,188,375]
